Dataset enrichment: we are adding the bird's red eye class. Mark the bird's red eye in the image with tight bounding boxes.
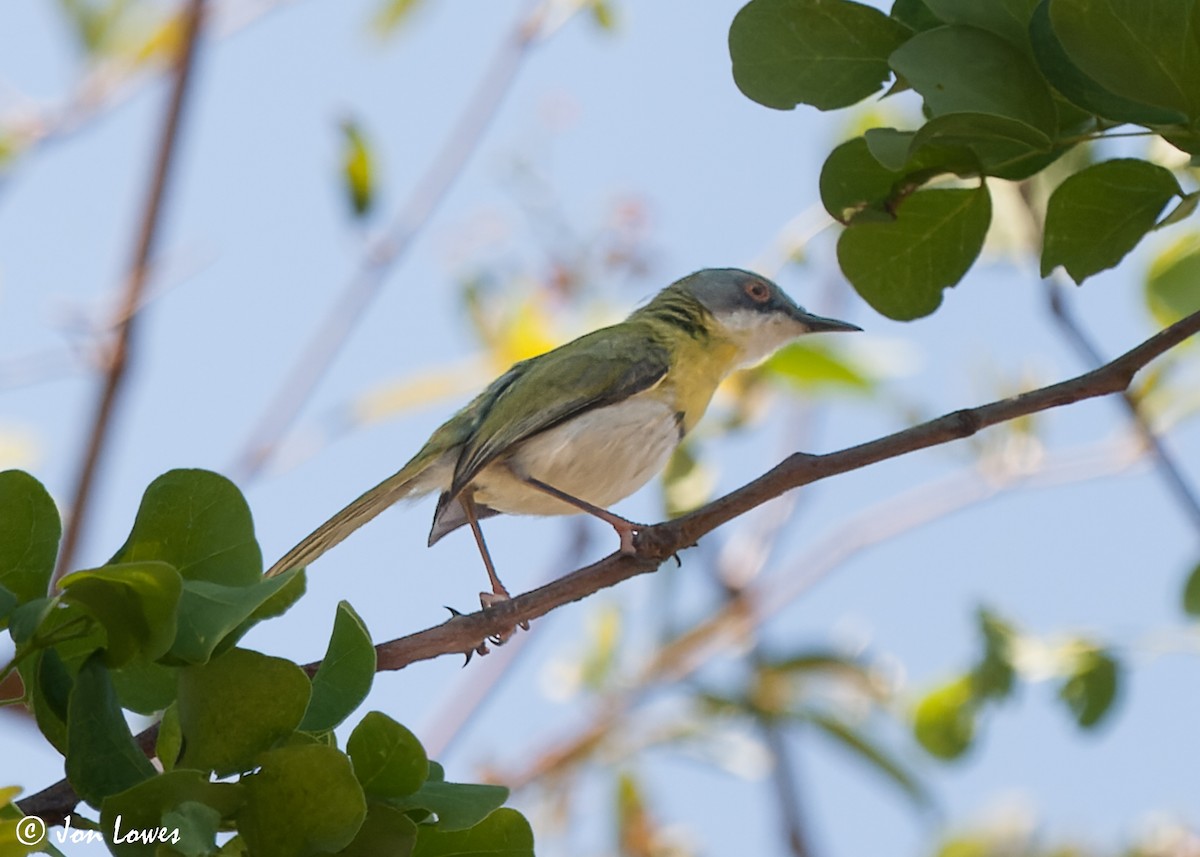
[744,280,770,303]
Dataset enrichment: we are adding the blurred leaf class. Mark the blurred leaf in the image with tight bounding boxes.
[0,469,61,605]
[1183,558,1200,616]
[347,710,429,800]
[391,780,510,832]
[761,340,873,392]
[57,0,134,55]
[661,443,716,519]
[1145,234,1200,326]
[806,710,928,806]
[109,470,261,587]
[890,25,1057,133]
[411,807,533,857]
[178,648,311,776]
[60,561,182,667]
[1048,0,1200,121]
[240,745,366,857]
[579,603,622,690]
[300,601,375,732]
[972,607,1016,701]
[66,652,156,807]
[615,772,656,857]
[1041,159,1181,283]
[372,0,427,35]
[729,0,910,111]
[913,676,976,760]
[1057,643,1120,729]
[340,120,375,218]
[590,0,617,31]
[337,802,418,857]
[100,771,244,857]
[838,185,991,320]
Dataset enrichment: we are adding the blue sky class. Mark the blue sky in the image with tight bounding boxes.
[2,1,1199,855]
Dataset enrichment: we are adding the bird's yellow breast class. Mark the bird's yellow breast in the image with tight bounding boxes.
[661,333,742,434]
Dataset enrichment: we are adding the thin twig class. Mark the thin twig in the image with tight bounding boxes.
[230,0,551,480]
[53,0,208,583]
[1045,277,1200,532]
[761,717,815,857]
[17,308,1200,823]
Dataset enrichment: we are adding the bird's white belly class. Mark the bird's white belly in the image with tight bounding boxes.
[474,394,682,516]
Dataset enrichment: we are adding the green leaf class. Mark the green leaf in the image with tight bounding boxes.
[890,0,942,32]
[371,0,427,35]
[920,0,1038,49]
[820,136,905,223]
[972,607,1016,701]
[890,25,1057,133]
[1029,1,1187,125]
[340,120,375,218]
[347,711,429,800]
[300,601,376,732]
[908,112,1057,181]
[1183,558,1200,616]
[913,676,976,760]
[7,596,56,645]
[163,801,223,857]
[60,561,182,667]
[22,647,73,753]
[1041,159,1181,283]
[0,584,15,626]
[66,652,156,807]
[157,702,183,772]
[806,710,928,806]
[729,0,911,111]
[110,659,178,715]
[838,184,992,320]
[1058,644,1120,728]
[391,781,510,832]
[239,744,366,857]
[411,807,533,857]
[170,570,301,664]
[764,340,874,392]
[1146,234,1200,327]
[177,647,311,776]
[1048,0,1200,121]
[0,470,61,604]
[109,470,261,586]
[101,771,244,857]
[337,803,418,857]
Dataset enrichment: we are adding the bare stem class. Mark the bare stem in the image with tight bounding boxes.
[53,0,208,583]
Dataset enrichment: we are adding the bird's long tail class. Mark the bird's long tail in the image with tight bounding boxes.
[264,458,444,578]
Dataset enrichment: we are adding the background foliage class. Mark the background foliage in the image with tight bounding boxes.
[1,0,1199,855]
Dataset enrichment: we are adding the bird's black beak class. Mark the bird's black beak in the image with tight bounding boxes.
[791,308,862,333]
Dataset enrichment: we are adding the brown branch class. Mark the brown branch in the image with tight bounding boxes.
[17,308,1200,824]
[53,0,208,582]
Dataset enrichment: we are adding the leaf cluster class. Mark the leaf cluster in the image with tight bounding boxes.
[729,0,1200,319]
[0,469,532,857]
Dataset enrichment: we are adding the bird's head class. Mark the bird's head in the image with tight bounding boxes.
[672,268,860,366]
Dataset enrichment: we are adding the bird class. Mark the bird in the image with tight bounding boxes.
[265,268,859,636]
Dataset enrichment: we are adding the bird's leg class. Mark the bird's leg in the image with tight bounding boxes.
[460,489,528,640]
[518,474,642,555]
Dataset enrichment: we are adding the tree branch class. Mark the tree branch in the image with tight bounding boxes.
[53,0,208,582]
[17,308,1200,824]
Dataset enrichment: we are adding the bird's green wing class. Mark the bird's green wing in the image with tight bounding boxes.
[449,325,670,498]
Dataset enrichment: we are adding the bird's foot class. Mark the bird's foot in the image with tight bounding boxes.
[612,518,646,556]
[479,589,530,647]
